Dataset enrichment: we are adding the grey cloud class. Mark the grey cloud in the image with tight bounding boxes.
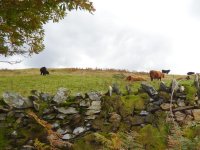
[22,10,172,72]
[101,31,171,71]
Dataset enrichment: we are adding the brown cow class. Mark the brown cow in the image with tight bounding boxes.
[149,70,164,81]
[126,75,146,81]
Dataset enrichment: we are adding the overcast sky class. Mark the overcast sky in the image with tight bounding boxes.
[1,0,200,75]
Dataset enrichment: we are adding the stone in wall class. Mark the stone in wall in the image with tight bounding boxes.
[53,88,71,104]
[192,109,200,121]
[54,106,78,115]
[3,92,33,109]
[174,111,186,122]
[141,83,158,97]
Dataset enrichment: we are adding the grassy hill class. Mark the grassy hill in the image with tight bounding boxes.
[0,68,199,150]
[0,68,187,97]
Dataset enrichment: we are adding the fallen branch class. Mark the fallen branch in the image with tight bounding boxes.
[27,110,73,150]
[0,60,22,64]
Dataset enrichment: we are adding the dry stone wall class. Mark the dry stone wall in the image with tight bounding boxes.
[1,79,200,149]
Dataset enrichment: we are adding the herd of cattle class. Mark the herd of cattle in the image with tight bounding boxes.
[126,69,196,82]
[39,67,196,82]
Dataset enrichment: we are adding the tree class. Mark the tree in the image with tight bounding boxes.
[0,0,95,58]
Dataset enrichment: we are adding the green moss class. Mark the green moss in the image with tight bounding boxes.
[139,93,149,99]
[73,134,101,150]
[58,97,78,107]
[0,126,8,149]
[92,118,112,132]
[118,122,132,132]
[0,116,21,148]
[0,98,7,106]
[38,101,49,116]
[100,95,125,118]
[100,94,149,122]
[16,122,49,147]
[121,94,148,112]
[5,115,18,130]
[158,91,170,101]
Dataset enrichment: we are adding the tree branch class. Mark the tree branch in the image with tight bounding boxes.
[0,60,22,64]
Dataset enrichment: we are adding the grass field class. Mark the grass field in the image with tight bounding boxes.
[0,68,190,97]
[0,68,198,149]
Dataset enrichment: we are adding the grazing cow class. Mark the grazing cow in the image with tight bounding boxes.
[126,76,132,81]
[126,75,146,81]
[186,76,190,80]
[187,72,195,75]
[149,70,164,81]
[162,69,170,74]
[40,67,49,75]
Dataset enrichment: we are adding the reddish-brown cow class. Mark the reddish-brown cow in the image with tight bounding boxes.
[149,70,164,81]
[126,75,146,81]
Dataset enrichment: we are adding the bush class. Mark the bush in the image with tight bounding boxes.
[183,84,197,105]
[136,124,166,150]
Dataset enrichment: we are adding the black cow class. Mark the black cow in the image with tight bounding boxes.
[162,70,170,74]
[40,67,49,75]
[186,76,190,80]
[187,72,195,75]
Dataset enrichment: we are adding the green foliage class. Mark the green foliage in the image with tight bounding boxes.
[119,131,144,149]
[0,0,95,57]
[0,125,8,149]
[101,95,123,114]
[171,124,200,150]
[183,128,196,139]
[183,125,200,140]
[136,124,167,150]
[112,73,126,79]
[158,91,170,101]
[101,95,137,120]
[34,138,50,150]
[38,101,49,116]
[58,96,78,107]
[0,115,20,149]
[180,137,200,150]
[139,93,149,99]
[91,132,122,150]
[183,84,197,105]
[74,132,123,150]
[121,93,149,112]
[0,98,6,106]
[73,139,94,150]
